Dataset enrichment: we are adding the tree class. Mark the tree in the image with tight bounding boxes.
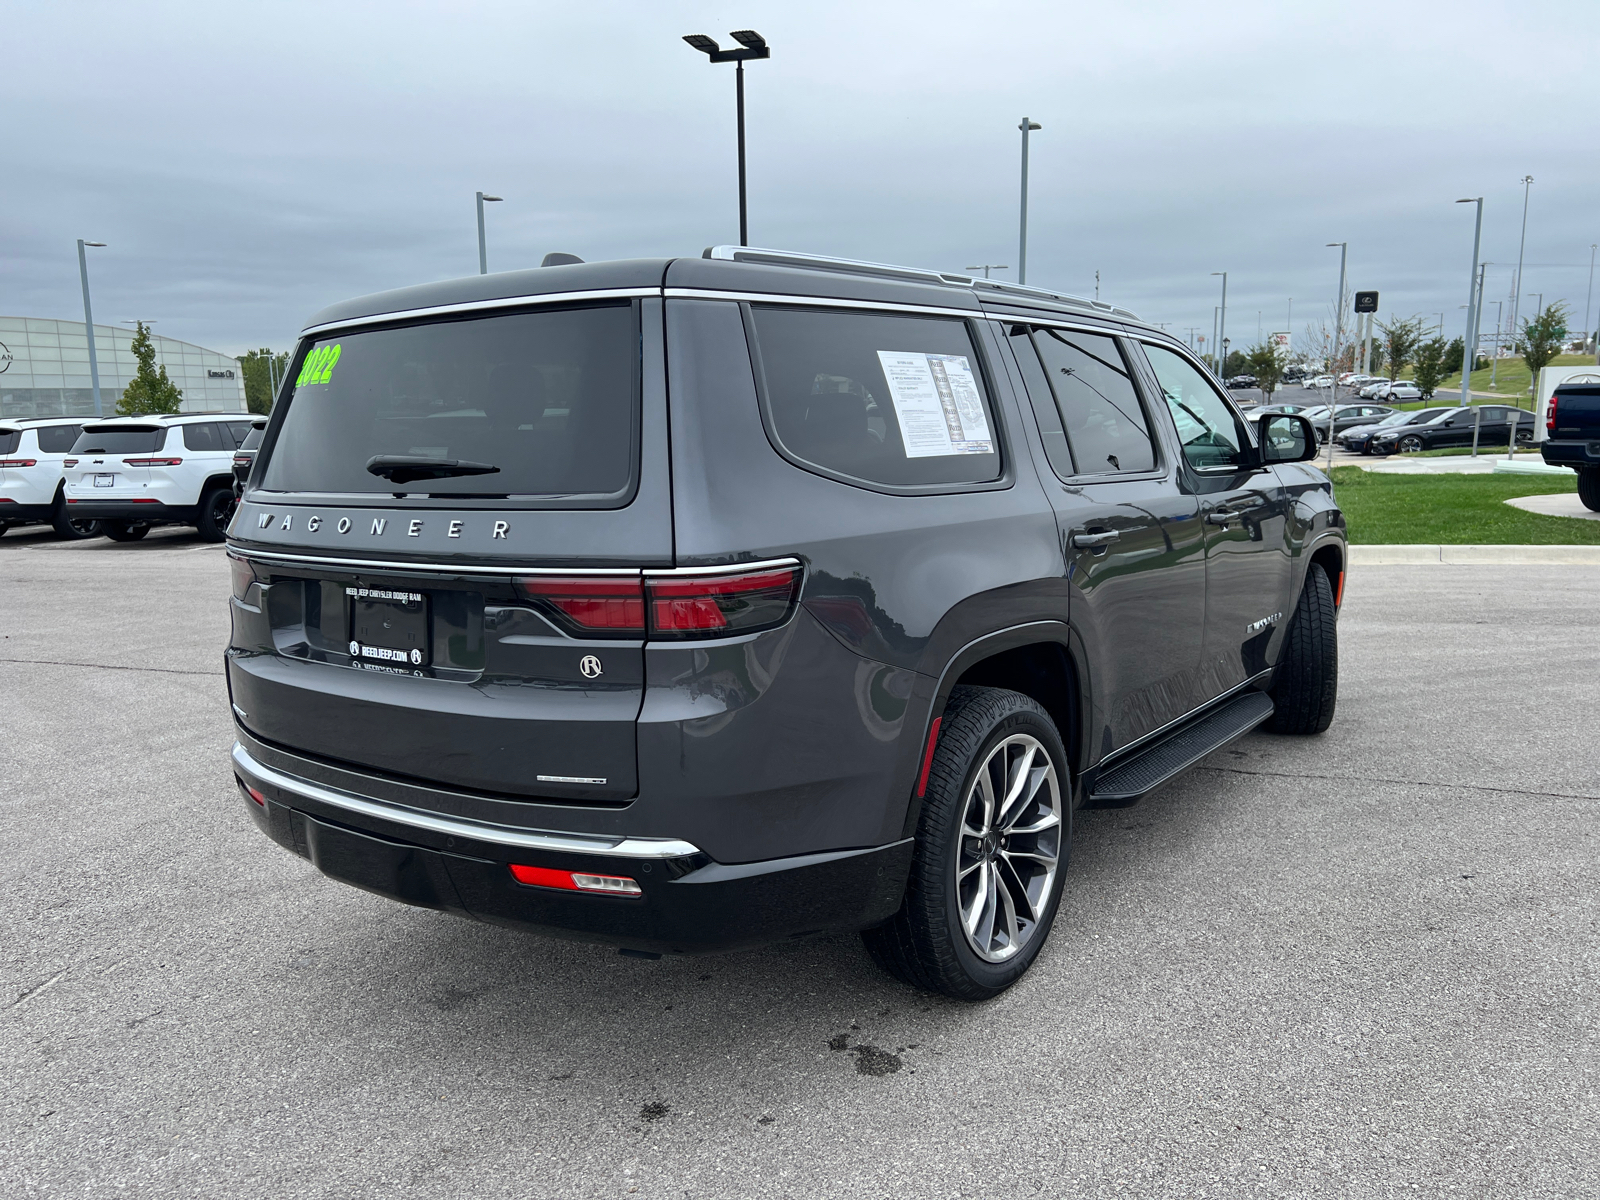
[1244,340,1289,398]
[1222,349,1249,376]
[1375,315,1423,381]
[1412,336,1449,398]
[237,348,290,415]
[1517,301,1570,392]
[115,322,183,415]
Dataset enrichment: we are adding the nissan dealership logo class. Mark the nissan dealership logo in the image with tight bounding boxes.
[0,340,11,373]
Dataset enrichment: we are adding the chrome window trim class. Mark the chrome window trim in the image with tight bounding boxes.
[664,287,991,322]
[225,546,801,579]
[232,742,702,859]
[299,287,660,337]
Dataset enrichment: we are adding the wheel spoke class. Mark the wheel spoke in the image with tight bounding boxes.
[996,854,1039,924]
[994,862,1021,949]
[957,855,985,881]
[962,861,991,941]
[1002,845,1056,868]
[996,743,1038,827]
[1006,810,1061,836]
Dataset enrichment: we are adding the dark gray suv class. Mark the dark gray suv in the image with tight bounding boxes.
[225,247,1343,999]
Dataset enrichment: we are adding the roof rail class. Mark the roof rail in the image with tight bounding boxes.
[703,244,1141,322]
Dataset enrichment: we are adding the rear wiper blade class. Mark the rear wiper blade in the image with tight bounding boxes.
[365,455,501,485]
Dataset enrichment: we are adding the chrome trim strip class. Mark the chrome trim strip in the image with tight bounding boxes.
[300,288,660,337]
[664,287,993,322]
[226,546,802,578]
[231,743,702,859]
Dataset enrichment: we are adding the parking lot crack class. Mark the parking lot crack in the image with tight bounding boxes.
[0,657,222,677]
[1197,764,1600,803]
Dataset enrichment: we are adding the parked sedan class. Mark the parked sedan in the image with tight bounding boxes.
[1336,407,1453,454]
[1372,380,1422,402]
[1225,374,1258,389]
[1302,375,1334,390]
[1253,403,1309,417]
[1368,405,1537,455]
[1298,403,1400,442]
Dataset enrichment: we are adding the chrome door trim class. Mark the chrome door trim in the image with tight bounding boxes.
[300,287,661,337]
[225,546,801,579]
[664,287,991,322]
[232,743,702,859]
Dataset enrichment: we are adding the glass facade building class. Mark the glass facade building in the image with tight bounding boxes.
[0,317,247,419]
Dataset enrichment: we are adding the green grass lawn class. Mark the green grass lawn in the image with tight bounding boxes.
[1437,352,1595,398]
[1329,466,1595,544]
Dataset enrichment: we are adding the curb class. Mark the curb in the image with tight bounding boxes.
[1350,544,1600,565]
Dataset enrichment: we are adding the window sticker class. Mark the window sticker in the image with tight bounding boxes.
[875,352,993,457]
[295,343,342,388]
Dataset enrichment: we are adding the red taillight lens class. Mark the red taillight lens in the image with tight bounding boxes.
[1547,394,1557,433]
[508,864,642,895]
[228,554,257,600]
[514,564,802,640]
[647,566,802,637]
[517,576,646,635]
[63,458,78,467]
[0,459,37,468]
[123,457,183,466]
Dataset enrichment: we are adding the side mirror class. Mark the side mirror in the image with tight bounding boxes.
[1257,414,1318,463]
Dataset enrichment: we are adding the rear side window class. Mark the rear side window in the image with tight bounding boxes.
[1018,327,1155,476]
[748,306,1000,488]
[227,421,254,447]
[36,425,82,453]
[259,303,638,500]
[0,431,19,455]
[70,427,166,455]
[183,423,224,451]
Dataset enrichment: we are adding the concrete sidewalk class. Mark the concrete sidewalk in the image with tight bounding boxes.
[1349,543,1600,564]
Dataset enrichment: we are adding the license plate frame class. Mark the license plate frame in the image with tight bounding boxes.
[347,587,430,667]
[93,473,115,488]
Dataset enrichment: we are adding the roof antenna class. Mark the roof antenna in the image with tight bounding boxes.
[540,252,584,267]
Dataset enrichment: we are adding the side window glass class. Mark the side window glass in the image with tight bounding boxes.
[1143,344,1249,472]
[1007,325,1075,478]
[36,425,82,453]
[182,422,221,451]
[1030,328,1155,475]
[227,421,254,447]
[749,306,1001,488]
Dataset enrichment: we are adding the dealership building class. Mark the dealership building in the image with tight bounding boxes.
[0,317,247,419]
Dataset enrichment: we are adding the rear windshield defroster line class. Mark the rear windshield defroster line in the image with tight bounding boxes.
[258,302,641,506]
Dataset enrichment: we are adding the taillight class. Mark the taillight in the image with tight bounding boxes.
[1547,394,1557,433]
[233,455,249,465]
[648,566,801,636]
[0,459,37,468]
[508,864,642,895]
[63,458,78,467]
[517,577,646,635]
[514,563,802,640]
[123,457,183,466]
[228,554,258,600]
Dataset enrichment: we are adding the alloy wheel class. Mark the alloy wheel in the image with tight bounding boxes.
[955,733,1063,963]
[1399,435,1424,453]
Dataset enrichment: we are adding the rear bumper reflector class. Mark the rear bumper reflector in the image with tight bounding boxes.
[916,716,943,797]
[509,864,642,896]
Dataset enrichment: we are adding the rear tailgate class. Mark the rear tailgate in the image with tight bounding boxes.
[1550,385,1600,439]
[226,296,671,804]
[65,424,166,498]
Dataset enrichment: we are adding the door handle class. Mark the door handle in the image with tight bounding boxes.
[1205,512,1234,526]
[1070,530,1120,548]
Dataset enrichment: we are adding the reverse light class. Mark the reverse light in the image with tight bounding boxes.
[0,459,38,468]
[517,576,646,635]
[123,457,183,466]
[508,864,642,895]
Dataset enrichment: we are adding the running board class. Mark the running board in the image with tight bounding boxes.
[1087,690,1275,807]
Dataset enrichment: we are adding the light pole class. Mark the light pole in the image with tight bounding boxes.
[683,31,770,247]
[1016,118,1042,285]
[1510,175,1533,362]
[1489,300,1504,388]
[77,239,107,418]
[1287,297,1293,346]
[1585,243,1597,348]
[1455,198,1483,407]
[1527,292,1543,319]
[1212,272,1228,374]
[475,192,503,274]
[1326,242,1347,462]
[965,265,1008,279]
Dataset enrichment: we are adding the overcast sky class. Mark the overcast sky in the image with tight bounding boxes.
[5,0,1596,357]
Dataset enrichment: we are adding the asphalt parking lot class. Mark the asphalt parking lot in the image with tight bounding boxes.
[3,524,1596,1199]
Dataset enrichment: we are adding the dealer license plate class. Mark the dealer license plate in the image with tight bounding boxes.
[93,474,114,488]
[347,587,430,666]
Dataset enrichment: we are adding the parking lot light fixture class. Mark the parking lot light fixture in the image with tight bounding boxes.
[77,240,107,418]
[1510,176,1533,363]
[1211,272,1228,375]
[1016,119,1041,285]
[1456,198,1484,407]
[683,30,770,247]
[475,193,503,275]
[1325,243,1347,462]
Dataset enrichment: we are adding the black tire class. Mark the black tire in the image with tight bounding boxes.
[1269,563,1338,735]
[862,686,1070,1001]
[1398,434,1424,453]
[102,521,150,543]
[1579,468,1600,513]
[1514,428,1533,446]
[197,485,236,542]
[50,497,102,540]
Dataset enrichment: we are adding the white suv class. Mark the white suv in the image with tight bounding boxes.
[0,417,104,540]
[62,413,255,542]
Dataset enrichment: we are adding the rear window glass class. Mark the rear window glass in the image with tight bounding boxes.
[35,425,82,453]
[71,427,166,454]
[240,427,264,450]
[749,306,1000,488]
[0,431,19,455]
[259,303,638,499]
[183,423,224,451]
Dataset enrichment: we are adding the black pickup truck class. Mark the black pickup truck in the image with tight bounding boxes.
[1542,379,1600,510]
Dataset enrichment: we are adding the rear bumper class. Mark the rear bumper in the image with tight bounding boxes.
[63,499,198,522]
[0,502,54,521]
[231,740,914,954]
[1541,441,1594,469]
